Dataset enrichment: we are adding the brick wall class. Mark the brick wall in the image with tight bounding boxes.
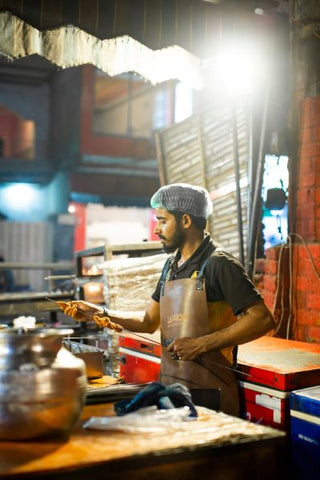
[257,96,320,344]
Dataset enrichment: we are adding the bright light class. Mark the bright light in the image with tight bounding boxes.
[3,183,38,211]
[270,209,283,216]
[174,82,193,123]
[262,155,289,202]
[203,43,265,96]
[68,204,76,214]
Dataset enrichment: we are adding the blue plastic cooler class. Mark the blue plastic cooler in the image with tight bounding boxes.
[290,385,320,479]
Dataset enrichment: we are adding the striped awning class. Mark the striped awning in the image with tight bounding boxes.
[0,0,276,88]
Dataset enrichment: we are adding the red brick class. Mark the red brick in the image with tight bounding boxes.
[306,220,316,240]
[298,172,316,188]
[306,293,320,309]
[298,156,313,173]
[315,187,320,203]
[263,274,277,293]
[294,219,306,236]
[315,221,320,241]
[292,244,304,262]
[295,218,317,240]
[262,292,275,311]
[254,276,264,292]
[295,203,315,220]
[295,242,320,258]
[305,325,320,343]
[295,259,316,277]
[295,325,307,342]
[304,97,320,127]
[264,259,278,275]
[255,258,265,273]
[300,142,320,159]
[308,243,320,260]
[295,275,318,292]
[301,127,314,143]
[314,157,320,173]
[296,187,315,204]
[265,246,281,260]
[295,290,308,308]
[295,308,320,326]
[300,262,320,281]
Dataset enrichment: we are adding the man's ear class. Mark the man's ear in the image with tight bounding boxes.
[181,214,192,229]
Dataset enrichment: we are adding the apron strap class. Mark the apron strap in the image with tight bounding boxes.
[161,246,224,294]
[160,256,174,296]
[232,345,238,368]
[196,257,210,291]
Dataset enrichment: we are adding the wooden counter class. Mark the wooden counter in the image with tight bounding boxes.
[0,402,288,480]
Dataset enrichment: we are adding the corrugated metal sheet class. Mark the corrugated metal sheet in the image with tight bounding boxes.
[0,221,53,291]
[155,101,250,263]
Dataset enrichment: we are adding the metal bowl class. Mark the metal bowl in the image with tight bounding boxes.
[0,327,74,370]
[0,347,86,440]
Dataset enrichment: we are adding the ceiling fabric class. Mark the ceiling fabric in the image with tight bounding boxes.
[0,11,204,87]
[0,0,274,87]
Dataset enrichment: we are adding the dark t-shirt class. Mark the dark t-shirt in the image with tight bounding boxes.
[152,234,262,316]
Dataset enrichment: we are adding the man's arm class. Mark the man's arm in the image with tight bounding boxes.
[59,298,160,334]
[168,300,275,360]
[106,299,160,334]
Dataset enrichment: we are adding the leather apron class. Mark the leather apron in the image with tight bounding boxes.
[159,258,240,417]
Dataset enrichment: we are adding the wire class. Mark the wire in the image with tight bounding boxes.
[289,232,320,280]
[271,231,320,339]
[271,242,286,336]
[286,234,294,339]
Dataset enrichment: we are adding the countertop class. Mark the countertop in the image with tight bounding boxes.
[0,401,288,480]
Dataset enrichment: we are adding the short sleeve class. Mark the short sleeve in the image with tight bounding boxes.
[204,252,262,315]
[151,277,161,303]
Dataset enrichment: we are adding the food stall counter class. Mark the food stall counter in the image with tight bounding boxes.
[0,402,288,480]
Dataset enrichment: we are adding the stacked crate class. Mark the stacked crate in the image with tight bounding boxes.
[237,336,320,432]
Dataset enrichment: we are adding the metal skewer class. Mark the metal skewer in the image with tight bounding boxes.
[44,297,252,377]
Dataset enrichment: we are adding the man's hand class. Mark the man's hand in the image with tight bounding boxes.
[57,300,103,322]
[167,337,203,361]
[56,300,122,332]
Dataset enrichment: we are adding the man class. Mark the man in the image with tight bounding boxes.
[61,183,275,416]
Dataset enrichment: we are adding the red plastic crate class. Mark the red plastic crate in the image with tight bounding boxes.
[119,332,161,384]
[238,380,290,431]
[238,337,320,391]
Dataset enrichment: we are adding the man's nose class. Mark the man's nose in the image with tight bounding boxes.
[154,223,160,234]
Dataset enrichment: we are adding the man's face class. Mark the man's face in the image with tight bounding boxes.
[154,208,185,253]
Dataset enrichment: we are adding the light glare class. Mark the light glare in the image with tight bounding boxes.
[3,183,38,211]
[203,44,264,96]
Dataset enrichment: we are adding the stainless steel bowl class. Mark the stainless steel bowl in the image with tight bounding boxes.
[0,329,86,440]
[0,327,74,370]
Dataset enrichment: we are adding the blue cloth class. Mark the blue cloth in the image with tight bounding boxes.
[114,382,198,418]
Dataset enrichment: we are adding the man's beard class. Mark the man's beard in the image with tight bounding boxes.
[161,225,185,253]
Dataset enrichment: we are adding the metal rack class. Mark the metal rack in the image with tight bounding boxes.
[75,241,163,276]
[73,241,164,376]
[74,241,163,301]
[0,261,75,323]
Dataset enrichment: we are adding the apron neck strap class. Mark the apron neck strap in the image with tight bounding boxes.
[160,256,174,296]
[195,246,222,290]
[160,246,223,294]
[196,257,210,290]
